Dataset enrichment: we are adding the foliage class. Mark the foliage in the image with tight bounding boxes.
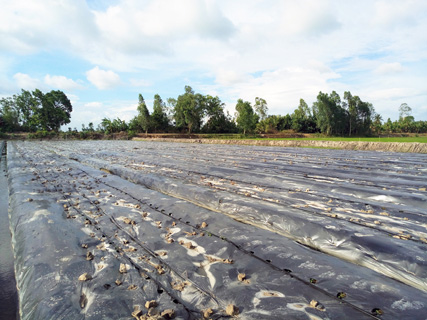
[0,89,72,132]
[0,97,20,132]
[137,94,151,134]
[174,86,205,133]
[254,97,268,121]
[256,115,292,133]
[151,94,169,132]
[28,130,59,139]
[312,91,373,136]
[235,99,259,135]
[99,117,128,134]
[399,103,412,120]
[202,96,237,133]
[291,99,317,133]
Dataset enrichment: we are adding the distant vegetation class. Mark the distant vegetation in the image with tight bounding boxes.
[1,86,427,139]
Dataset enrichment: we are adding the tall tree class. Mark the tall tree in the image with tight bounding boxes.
[173,86,205,133]
[14,89,39,131]
[0,97,20,132]
[21,89,73,132]
[292,99,315,132]
[254,97,268,121]
[151,94,169,132]
[235,99,258,135]
[202,95,236,133]
[137,94,150,134]
[343,91,357,136]
[312,91,345,136]
[399,103,412,120]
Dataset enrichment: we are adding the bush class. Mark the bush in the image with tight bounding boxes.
[28,130,58,139]
[127,130,137,139]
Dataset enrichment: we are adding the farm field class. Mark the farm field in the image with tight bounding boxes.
[5,140,427,319]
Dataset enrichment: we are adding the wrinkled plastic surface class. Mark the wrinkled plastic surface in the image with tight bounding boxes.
[8,140,427,319]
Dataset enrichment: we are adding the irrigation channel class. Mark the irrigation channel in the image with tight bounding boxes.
[5,140,427,319]
[0,141,19,319]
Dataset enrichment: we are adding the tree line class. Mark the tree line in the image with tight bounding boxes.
[0,89,72,133]
[1,86,426,136]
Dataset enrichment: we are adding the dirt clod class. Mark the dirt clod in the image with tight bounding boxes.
[160,309,175,319]
[123,217,133,224]
[171,281,189,291]
[119,263,127,274]
[79,294,87,309]
[225,304,239,316]
[145,300,157,309]
[179,240,195,249]
[78,273,92,281]
[132,306,143,319]
[263,291,279,297]
[237,273,246,282]
[203,308,213,318]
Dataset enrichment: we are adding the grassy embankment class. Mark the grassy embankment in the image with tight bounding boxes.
[191,133,427,143]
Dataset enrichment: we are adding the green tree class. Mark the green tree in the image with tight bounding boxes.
[291,99,316,132]
[372,113,383,135]
[15,89,38,131]
[32,89,73,131]
[254,97,268,121]
[137,94,150,134]
[343,91,357,136]
[100,118,112,134]
[202,95,236,133]
[312,91,346,136]
[235,99,258,135]
[256,115,285,133]
[174,86,205,133]
[356,100,374,135]
[399,103,412,120]
[151,94,169,132]
[0,97,20,132]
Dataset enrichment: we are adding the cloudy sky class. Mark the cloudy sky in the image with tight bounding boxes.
[1,0,426,129]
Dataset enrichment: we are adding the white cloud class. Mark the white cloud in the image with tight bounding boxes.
[0,0,97,55]
[374,62,403,75]
[44,74,83,90]
[130,78,151,87]
[1,1,427,123]
[13,73,42,90]
[84,102,103,108]
[86,66,121,90]
[278,1,341,36]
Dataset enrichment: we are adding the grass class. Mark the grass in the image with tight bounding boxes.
[195,134,427,143]
[193,133,427,143]
[250,136,427,143]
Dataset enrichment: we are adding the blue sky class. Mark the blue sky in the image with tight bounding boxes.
[1,0,426,130]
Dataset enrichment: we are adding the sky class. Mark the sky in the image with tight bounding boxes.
[1,0,427,130]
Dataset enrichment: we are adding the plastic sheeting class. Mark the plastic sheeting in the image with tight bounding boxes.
[7,140,427,319]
